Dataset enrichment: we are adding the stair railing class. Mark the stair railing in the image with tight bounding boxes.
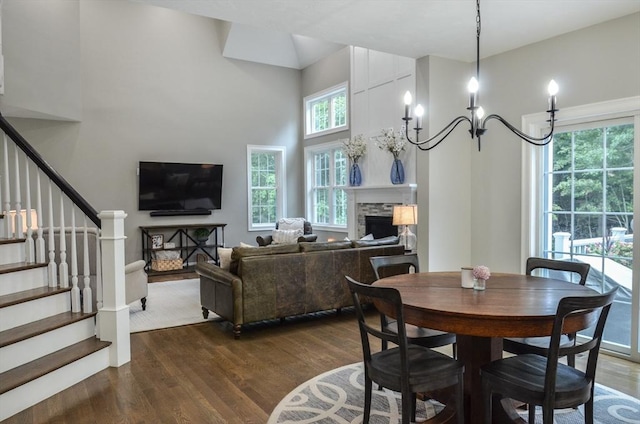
[0,112,130,366]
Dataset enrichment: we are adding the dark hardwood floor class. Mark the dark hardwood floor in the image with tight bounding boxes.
[4,309,639,423]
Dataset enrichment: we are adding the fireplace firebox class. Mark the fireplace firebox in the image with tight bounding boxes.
[364,215,396,239]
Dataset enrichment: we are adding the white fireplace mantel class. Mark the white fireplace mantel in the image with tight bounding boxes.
[344,184,417,240]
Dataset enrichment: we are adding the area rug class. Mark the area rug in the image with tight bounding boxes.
[268,362,640,424]
[129,278,218,333]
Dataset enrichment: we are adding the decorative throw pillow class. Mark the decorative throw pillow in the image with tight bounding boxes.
[217,247,233,270]
[359,233,374,241]
[272,228,303,244]
[278,218,305,232]
[240,242,254,248]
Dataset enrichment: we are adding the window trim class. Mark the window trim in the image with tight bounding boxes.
[247,145,286,231]
[304,140,348,231]
[303,82,349,140]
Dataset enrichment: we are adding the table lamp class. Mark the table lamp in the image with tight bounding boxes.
[392,204,417,251]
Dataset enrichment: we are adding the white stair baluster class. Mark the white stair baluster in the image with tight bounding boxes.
[70,207,80,312]
[82,218,92,313]
[24,159,35,262]
[35,171,45,263]
[58,196,68,288]
[13,147,22,239]
[3,135,11,238]
[47,179,57,287]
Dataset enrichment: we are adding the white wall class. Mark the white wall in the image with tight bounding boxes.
[0,0,82,120]
[420,12,640,272]
[5,0,303,262]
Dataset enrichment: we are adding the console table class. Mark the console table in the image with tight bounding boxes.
[140,224,226,275]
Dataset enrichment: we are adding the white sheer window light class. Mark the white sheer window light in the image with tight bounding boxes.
[247,145,286,231]
[304,82,349,139]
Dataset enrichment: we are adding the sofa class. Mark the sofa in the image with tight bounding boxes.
[196,236,404,338]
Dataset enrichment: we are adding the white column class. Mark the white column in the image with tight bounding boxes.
[553,232,571,259]
[97,210,130,367]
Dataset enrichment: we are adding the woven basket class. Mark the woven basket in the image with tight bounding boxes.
[151,258,183,272]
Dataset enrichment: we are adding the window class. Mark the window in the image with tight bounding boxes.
[247,146,286,231]
[523,97,639,359]
[305,141,348,227]
[304,82,348,139]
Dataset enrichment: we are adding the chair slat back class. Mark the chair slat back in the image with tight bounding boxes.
[526,257,590,286]
[344,276,409,359]
[370,254,419,280]
[544,288,618,402]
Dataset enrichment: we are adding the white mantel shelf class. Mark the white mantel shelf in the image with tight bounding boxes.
[344,184,418,239]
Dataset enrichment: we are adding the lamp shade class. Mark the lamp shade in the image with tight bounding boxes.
[392,205,417,226]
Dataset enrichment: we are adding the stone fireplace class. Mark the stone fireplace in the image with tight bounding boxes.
[344,184,417,240]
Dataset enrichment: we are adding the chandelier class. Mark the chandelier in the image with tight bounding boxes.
[402,0,559,151]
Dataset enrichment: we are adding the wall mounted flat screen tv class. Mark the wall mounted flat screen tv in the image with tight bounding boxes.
[138,161,223,212]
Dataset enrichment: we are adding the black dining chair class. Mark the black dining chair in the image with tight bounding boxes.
[481,287,618,424]
[503,257,591,367]
[369,254,457,358]
[344,276,465,424]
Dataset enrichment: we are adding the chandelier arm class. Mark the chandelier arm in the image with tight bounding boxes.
[404,116,471,150]
[482,113,555,146]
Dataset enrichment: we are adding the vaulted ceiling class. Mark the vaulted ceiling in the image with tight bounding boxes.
[134,0,640,69]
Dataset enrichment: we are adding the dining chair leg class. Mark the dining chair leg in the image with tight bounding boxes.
[456,372,464,424]
[542,405,554,424]
[482,379,492,424]
[584,397,594,424]
[528,404,535,423]
[568,352,576,368]
[364,377,372,424]
[400,386,412,424]
[411,393,417,422]
[452,342,457,358]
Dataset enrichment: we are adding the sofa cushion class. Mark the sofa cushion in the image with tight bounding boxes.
[351,235,400,248]
[230,243,301,274]
[299,240,352,252]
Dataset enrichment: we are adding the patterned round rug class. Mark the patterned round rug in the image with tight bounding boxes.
[268,362,640,424]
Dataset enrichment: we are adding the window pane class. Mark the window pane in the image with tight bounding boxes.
[574,128,603,170]
[335,150,347,186]
[312,100,329,132]
[606,170,634,213]
[552,132,572,172]
[551,173,572,212]
[332,92,346,127]
[334,188,347,225]
[574,213,602,240]
[606,124,634,168]
[315,188,329,224]
[574,170,603,212]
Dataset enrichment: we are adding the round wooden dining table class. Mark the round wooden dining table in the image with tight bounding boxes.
[372,271,598,424]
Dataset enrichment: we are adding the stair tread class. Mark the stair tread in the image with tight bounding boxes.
[0,261,47,275]
[0,311,98,348]
[0,337,111,394]
[0,286,71,308]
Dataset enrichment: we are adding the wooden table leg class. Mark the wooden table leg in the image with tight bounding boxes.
[455,335,503,424]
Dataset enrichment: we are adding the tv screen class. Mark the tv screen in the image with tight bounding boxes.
[138,161,223,211]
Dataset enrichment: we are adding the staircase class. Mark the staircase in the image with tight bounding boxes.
[0,236,111,420]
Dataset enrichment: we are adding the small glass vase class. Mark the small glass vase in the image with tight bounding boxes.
[349,162,362,186]
[390,158,405,185]
[474,278,486,291]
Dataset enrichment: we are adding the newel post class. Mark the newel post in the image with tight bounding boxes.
[98,210,130,367]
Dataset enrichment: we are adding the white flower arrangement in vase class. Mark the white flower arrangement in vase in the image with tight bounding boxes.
[342,134,367,163]
[374,128,406,159]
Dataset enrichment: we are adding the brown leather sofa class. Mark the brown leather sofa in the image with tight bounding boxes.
[196,237,404,338]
